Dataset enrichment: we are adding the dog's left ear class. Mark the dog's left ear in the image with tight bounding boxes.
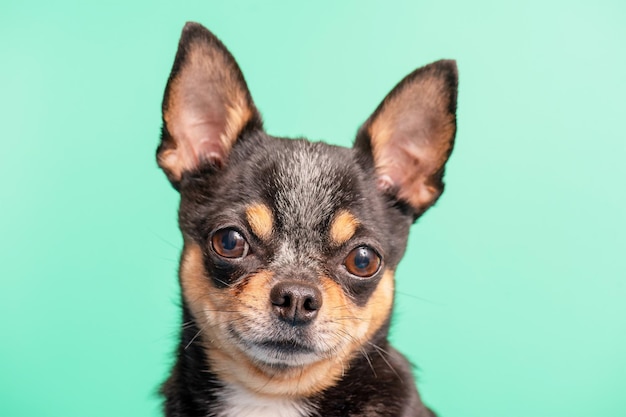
[355,60,458,217]
[157,22,262,187]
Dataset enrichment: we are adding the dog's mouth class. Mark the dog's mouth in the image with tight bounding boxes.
[230,328,322,367]
[255,339,314,353]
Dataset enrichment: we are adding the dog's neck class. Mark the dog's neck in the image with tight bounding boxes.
[214,382,314,417]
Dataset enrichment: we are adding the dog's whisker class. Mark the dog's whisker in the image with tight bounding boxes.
[199,309,240,313]
[395,290,443,305]
[184,327,203,350]
[367,342,402,381]
[212,277,233,288]
[328,316,369,322]
[359,347,377,377]
[150,230,182,251]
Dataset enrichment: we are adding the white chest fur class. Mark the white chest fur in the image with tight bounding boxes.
[215,383,314,417]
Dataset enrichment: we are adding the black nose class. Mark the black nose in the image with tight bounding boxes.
[270,281,323,326]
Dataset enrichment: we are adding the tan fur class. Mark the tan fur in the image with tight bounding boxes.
[180,242,395,398]
[329,210,360,245]
[159,39,253,181]
[319,271,395,358]
[360,270,395,341]
[368,72,455,211]
[245,203,274,240]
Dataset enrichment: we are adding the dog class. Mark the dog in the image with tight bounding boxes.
[157,22,457,417]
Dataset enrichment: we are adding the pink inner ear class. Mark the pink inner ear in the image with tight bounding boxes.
[177,108,229,168]
[158,26,259,182]
[375,132,444,211]
[160,101,230,179]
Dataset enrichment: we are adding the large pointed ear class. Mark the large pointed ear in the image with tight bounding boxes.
[354,60,458,217]
[157,22,262,186]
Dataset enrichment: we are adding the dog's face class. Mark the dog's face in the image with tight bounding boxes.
[158,23,457,397]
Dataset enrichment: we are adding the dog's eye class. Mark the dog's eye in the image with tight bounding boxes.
[212,228,248,259]
[344,246,381,278]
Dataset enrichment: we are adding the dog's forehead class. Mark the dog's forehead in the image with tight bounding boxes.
[268,141,358,230]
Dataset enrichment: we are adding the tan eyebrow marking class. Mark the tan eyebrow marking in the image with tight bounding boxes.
[329,210,360,245]
[245,203,274,240]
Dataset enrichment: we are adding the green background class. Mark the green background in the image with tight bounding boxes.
[1,1,625,416]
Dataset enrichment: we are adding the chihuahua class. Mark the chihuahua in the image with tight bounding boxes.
[157,22,457,417]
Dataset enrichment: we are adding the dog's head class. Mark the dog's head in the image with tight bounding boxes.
[158,23,457,397]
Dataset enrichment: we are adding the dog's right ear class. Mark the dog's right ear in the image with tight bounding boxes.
[158,22,262,187]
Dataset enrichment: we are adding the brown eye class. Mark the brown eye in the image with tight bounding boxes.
[344,246,381,277]
[211,228,248,258]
